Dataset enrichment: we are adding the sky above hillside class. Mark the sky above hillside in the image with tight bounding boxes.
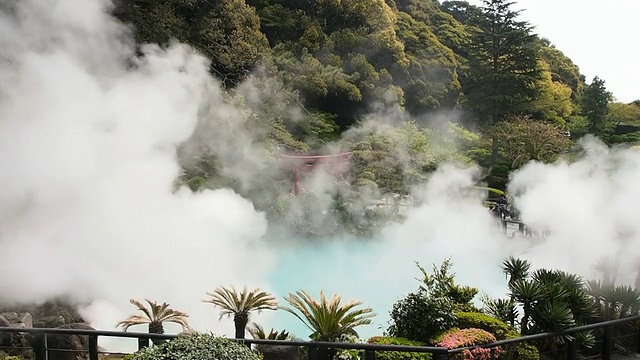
[466,0,638,103]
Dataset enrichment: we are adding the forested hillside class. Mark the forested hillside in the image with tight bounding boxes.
[112,0,640,235]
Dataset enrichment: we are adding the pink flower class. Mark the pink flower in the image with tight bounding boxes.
[435,328,500,360]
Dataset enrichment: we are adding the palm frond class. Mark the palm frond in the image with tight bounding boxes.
[117,299,190,332]
[502,256,531,286]
[281,290,375,341]
[203,286,278,320]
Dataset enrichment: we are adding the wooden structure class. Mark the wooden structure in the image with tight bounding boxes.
[279,152,353,195]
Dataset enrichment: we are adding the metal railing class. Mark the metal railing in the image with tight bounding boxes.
[1,315,639,360]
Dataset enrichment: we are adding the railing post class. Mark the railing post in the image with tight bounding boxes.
[433,350,448,360]
[89,334,99,360]
[308,346,318,360]
[637,323,640,354]
[138,336,150,350]
[566,338,578,360]
[34,333,48,360]
[364,349,375,360]
[602,326,613,360]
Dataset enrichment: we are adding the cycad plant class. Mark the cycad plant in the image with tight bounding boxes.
[247,323,291,340]
[483,297,518,327]
[281,289,375,341]
[117,299,190,345]
[509,279,546,334]
[203,286,278,339]
[502,256,531,287]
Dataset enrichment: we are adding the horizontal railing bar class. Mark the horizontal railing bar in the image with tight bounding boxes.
[1,314,638,356]
[0,327,177,339]
[244,338,447,353]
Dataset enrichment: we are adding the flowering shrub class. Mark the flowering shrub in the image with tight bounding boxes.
[434,328,499,360]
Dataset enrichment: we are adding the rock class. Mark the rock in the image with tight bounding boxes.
[257,344,305,360]
[0,312,33,328]
[47,323,96,360]
[0,315,10,327]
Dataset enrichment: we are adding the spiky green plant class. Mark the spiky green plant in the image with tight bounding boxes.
[203,286,278,339]
[509,280,546,334]
[281,290,376,341]
[117,299,189,344]
[482,297,518,327]
[591,257,618,287]
[502,256,531,287]
[247,323,291,340]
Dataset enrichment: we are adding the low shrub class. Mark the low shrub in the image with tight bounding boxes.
[132,333,261,360]
[367,336,432,360]
[455,312,511,340]
[387,291,456,342]
[453,314,539,360]
[434,328,498,360]
[500,331,539,360]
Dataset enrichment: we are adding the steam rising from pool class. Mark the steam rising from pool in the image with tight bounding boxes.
[0,0,639,352]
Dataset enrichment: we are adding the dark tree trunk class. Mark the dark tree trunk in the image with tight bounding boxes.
[491,133,499,166]
[234,314,248,339]
[149,322,166,346]
[520,308,530,335]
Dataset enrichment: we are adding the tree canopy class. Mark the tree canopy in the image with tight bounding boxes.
[112,0,636,236]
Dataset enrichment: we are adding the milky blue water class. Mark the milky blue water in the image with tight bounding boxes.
[263,236,422,340]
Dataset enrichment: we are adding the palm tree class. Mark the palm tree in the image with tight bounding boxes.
[483,297,518,327]
[592,257,618,287]
[509,280,546,334]
[502,256,531,288]
[117,299,190,345]
[281,289,375,341]
[203,286,278,339]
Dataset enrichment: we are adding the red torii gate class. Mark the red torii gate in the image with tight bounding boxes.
[279,152,353,195]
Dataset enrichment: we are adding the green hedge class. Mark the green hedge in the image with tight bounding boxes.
[455,312,511,340]
[502,331,539,360]
[454,312,539,360]
[132,333,261,360]
[367,336,432,360]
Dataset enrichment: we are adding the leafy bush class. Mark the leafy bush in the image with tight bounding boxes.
[454,313,539,360]
[123,355,134,360]
[387,291,455,342]
[500,331,539,360]
[367,337,432,360]
[388,259,478,342]
[132,333,261,360]
[455,312,511,340]
[434,328,498,359]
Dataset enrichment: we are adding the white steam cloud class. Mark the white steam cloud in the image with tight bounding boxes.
[1,0,639,352]
[0,0,275,349]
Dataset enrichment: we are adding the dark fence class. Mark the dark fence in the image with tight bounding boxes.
[1,315,640,360]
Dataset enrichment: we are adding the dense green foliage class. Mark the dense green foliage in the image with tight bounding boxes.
[454,312,510,340]
[133,333,261,360]
[387,260,478,342]
[454,312,539,360]
[367,337,432,360]
[113,0,639,236]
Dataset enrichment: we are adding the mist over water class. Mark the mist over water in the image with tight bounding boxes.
[1,0,640,353]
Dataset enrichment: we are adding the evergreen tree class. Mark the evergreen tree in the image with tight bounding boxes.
[463,0,542,164]
[464,0,541,123]
[582,76,613,138]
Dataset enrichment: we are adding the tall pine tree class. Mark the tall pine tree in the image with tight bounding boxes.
[582,76,613,138]
[464,0,541,123]
[463,0,542,164]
